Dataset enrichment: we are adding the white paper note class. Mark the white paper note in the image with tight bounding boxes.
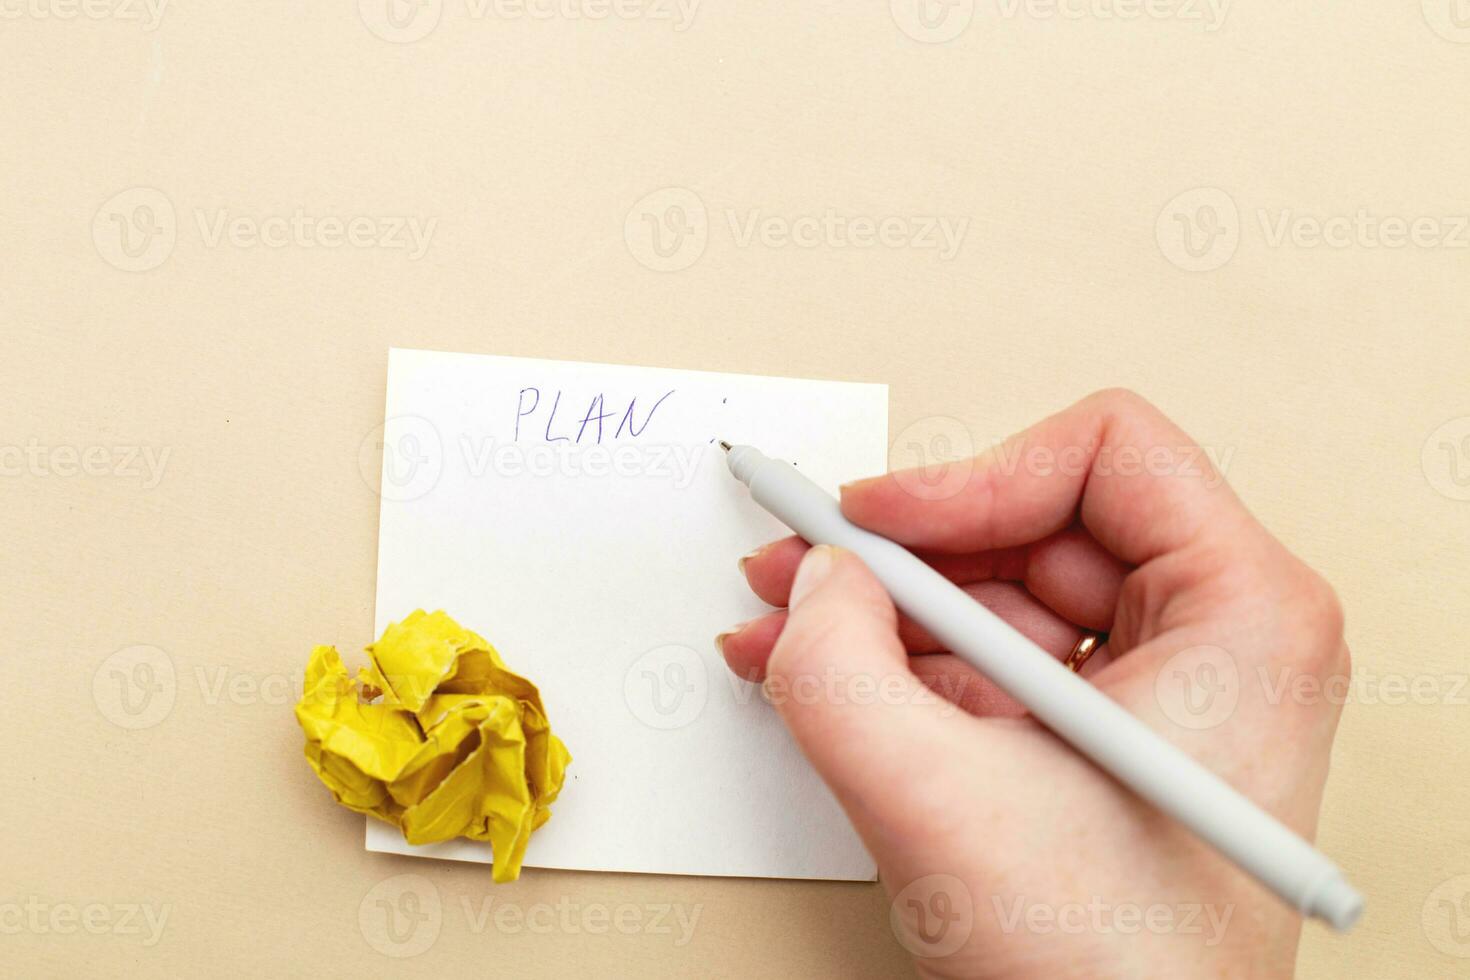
[366,347,887,880]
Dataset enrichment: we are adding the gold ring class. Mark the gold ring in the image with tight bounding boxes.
[1064,633,1105,673]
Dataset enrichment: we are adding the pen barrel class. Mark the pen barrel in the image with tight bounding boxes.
[741,453,1360,928]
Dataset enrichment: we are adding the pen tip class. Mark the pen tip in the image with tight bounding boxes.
[718,440,732,452]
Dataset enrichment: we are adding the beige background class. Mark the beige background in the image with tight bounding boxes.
[3,2,1468,976]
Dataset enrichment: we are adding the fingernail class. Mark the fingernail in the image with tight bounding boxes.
[714,619,754,656]
[789,545,836,607]
[737,544,765,574]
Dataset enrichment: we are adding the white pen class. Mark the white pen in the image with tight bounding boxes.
[721,441,1364,931]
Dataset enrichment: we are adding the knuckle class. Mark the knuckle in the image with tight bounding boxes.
[1309,575,1346,641]
[1085,386,1162,421]
[1283,569,1349,677]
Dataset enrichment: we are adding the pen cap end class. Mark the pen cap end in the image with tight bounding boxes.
[1307,873,1365,932]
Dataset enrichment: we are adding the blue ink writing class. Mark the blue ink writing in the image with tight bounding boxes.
[576,394,615,444]
[615,390,676,439]
[544,390,570,443]
[514,387,540,441]
[512,387,677,444]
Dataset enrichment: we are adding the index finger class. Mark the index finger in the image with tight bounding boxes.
[842,389,1251,565]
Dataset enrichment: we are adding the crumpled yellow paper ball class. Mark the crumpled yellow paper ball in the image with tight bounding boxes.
[295,609,570,882]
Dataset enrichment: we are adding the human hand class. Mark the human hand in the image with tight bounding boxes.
[717,390,1349,979]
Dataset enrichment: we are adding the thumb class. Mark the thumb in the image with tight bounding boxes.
[767,545,967,825]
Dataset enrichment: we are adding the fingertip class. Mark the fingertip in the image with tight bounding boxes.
[717,611,786,682]
[837,473,892,517]
[837,476,892,537]
[736,544,763,575]
[740,535,809,606]
[839,472,886,495]
[839,470,960,547]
